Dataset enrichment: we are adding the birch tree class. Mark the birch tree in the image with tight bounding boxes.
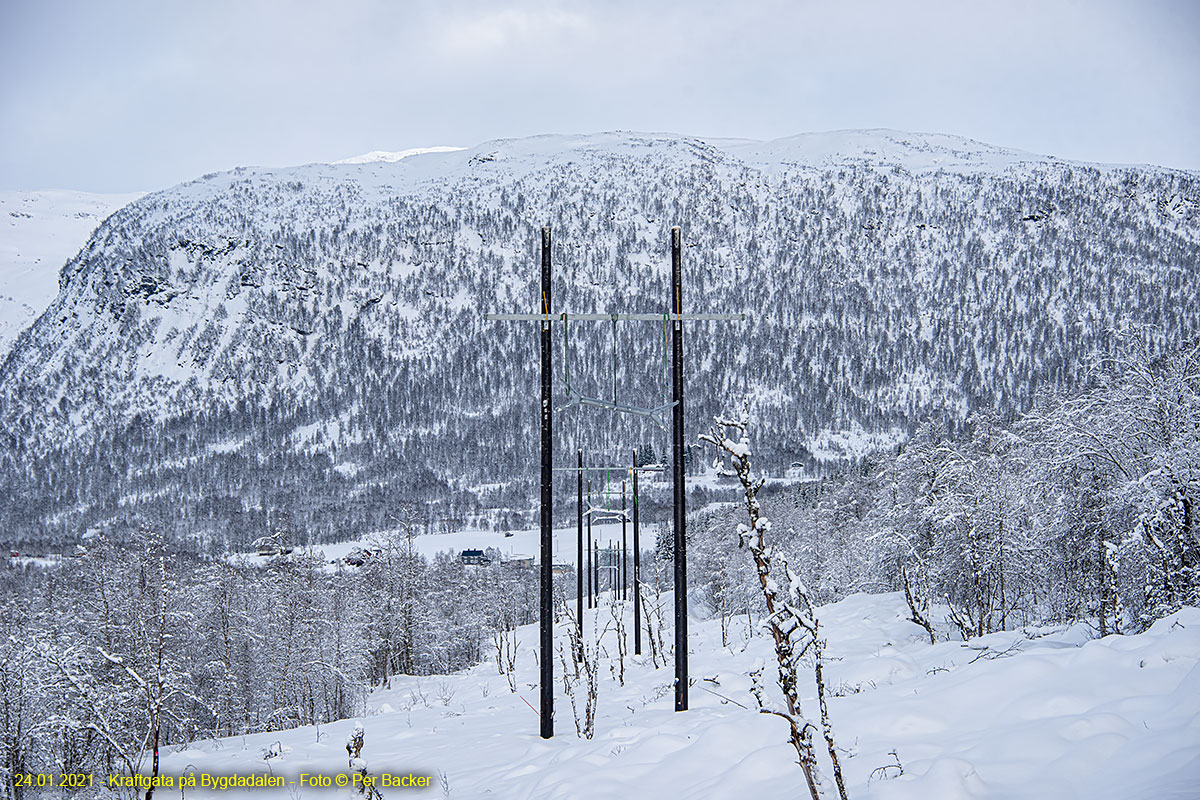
[701,403,850,800]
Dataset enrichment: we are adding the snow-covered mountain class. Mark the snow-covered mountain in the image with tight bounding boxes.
[1,130,1198,551]
[333,145,466,164]
[0,189,142,356]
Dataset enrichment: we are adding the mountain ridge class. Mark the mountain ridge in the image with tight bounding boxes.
[0,189,143,357]
[1,129,1197,552]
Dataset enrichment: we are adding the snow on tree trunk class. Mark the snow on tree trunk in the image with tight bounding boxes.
[345,721,382,799]
[700,401,850,800]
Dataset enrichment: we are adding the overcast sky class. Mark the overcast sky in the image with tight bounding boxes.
[1,0,1197,192]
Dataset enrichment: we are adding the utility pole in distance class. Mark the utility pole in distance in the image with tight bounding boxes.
[587,479,593,609]
[576,448,584,658]
[621,481,628,601]
[632,448,642,655]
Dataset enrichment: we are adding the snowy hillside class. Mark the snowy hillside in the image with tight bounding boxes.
[728,128,1047,174]
[0,189,141,356]
[334,146,467,164]
[153,593,1200,799]
[1,130,1198,552]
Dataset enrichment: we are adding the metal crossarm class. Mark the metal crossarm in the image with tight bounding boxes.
[557,389,678,427]
[588,511,630,524]
[551,464,665,473]
[485,312,746,322]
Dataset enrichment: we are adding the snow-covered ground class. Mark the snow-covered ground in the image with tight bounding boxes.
[243,520,639,569]
[243,468,803,570]
[334,146,467,164]
[157,593,1200,799]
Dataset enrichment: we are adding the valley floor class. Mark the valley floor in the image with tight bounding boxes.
[152,593,1199,800]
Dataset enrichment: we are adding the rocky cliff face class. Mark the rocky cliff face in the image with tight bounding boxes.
[0,189,141,357]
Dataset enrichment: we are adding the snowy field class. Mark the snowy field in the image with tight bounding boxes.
[245,469,796,570]
[155,593,1200,799]
[245,520,657,569]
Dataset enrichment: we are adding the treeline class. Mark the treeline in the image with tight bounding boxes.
[0,524,541,797]
[691,332,1200,639]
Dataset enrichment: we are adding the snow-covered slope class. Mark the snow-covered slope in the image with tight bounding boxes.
[2,130,1198,551]
[334,146,466,164]
[728,128,1048,174]
[0,189,141,357]
[155,593,1200,799]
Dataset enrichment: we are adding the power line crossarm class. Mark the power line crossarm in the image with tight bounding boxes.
[485,312,746,322]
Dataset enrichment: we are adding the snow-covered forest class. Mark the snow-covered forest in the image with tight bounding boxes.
[692,332,1200,637]
[1,519,545,786]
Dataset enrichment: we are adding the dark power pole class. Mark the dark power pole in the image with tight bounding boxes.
[671,225,688,713]
[576,449,584,653]
[587,479,594,609]
[632,448,642,656]
[539,226,554,739]
[621,481,628,601]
